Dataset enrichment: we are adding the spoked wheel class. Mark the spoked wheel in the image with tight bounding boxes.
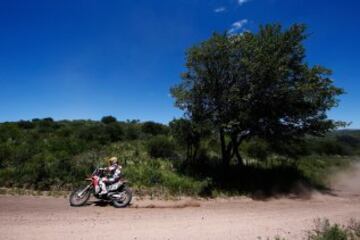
[69,186,91,207]
[112,186,132,208]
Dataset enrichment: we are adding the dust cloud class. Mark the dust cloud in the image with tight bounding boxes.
[329,161,360,197]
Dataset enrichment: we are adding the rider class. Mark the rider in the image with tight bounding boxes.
[99,156,122,195]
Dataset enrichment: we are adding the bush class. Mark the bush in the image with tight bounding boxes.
[0,168,15,187]
[146,135,176,159]
[271,219,360,240]
[241,138,269,162]
[306,219,360,240]
[105,123,124,142]
[142,121,168,136]
[125,124,142,140]
[161,170,209,195]
[101,116,117,124]
[124,158,209,196]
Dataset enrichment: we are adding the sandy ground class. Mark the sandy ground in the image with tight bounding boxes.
[1,165,360,240]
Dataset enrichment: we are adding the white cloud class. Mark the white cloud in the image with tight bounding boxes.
[228,19,248,34]
[238,0,250,6]
[214,6,226,13]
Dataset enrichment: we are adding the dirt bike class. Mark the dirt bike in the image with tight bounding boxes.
[69,168,132,208]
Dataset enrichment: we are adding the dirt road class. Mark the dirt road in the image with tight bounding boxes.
[1,165,360,240]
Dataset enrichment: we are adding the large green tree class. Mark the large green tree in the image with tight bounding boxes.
[171,24,344,168]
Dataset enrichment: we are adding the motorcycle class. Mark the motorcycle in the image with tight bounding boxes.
[69,168,132,208]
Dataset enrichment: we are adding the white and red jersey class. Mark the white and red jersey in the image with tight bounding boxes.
[107,163,122,179]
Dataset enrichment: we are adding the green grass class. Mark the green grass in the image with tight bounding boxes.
[297,155,356,188]
[124,158,210,196]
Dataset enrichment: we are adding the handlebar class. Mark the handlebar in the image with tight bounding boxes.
[91,168,108,177]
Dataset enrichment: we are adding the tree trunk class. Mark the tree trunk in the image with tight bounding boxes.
[234,143,244,167]
[231,135,244,167]
[219,128,231,169]
[186,144,190,162]
[192,144,198,162]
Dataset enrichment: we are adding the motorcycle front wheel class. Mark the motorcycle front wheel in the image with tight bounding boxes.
[69,186,91,207]
[112,186,132,208]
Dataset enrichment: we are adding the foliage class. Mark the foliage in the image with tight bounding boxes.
[271,219,360,240]
[171,24,344,168]
[146,135,176,159]
[0,118,211,195]
[125,158,209,196]
[0,116,358,195]
[0,116,360,193]
[101,115,117,124]
[306,219,360,240]
[142,121,168,136]
[169,118,203,162]
[241,137,270,162]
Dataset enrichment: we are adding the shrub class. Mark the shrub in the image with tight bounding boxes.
[306,219,360,240]
[124,158,209,196]
[0,168,15,187]
[17,120,34,129]
[241,138,269,162]
[146,135,176,159]
[161,170,209,195]
[270,219,360,240]
[142,121,168,136]
[105,123,124,142]
[125,124,142,140]
[101,116,117,124]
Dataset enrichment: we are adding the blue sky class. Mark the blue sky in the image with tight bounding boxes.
[0,0,359,127]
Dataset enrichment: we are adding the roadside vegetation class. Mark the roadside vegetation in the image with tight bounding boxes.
[0,23,359,197]
[273,219,360,240]
[0,117,358,196]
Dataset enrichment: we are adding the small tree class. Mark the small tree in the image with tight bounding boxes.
[171,24,344,168]
[169,118,201,162]
[101,115,117,124]
[142,121,168,136]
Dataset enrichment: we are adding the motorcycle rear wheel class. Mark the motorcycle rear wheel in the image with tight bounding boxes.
[112,186,132,208]
[69,187,91,207]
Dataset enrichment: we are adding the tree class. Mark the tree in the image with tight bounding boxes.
[101,115,117,124]
[169,118,201,162]
[142,121,168,136]
[17,120,34,129]
[171,24,344,168]
[146,135,176,159]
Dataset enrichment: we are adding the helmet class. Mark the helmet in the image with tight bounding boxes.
[108,156,118,165]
